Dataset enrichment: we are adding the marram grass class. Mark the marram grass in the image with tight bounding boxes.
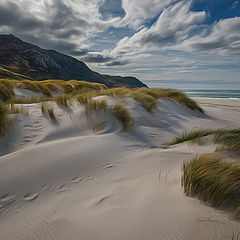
[0,103,28,137]
[182,153,240,219]
[85,99,107,117]
[170,128,240,152]
[112,103,134,131]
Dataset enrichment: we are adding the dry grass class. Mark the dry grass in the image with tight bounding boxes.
[0,104,12,137]
[56,95,68,107]
[170,128,240,153]
[134,88,204,113]
[0,78,107,102]
[85,99,107,117]
[131,91,157,113]
[20,80,40,92]
[47,107,56,121]
[0,79,15,101]
[8,96,52,104]
[182,153,240,219]
[41,104,56,121]
[77,94,91,105]
[7,104,28,115]
[112,103,134,131]
[0,79,202,115]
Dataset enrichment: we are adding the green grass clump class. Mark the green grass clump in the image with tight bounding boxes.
[182,153,240,219]
[112,103,134,131]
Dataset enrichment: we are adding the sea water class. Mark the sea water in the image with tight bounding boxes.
[184,90,240,98]
[144,80,240,98]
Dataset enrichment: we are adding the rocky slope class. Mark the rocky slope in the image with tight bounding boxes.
[0,34,147,88]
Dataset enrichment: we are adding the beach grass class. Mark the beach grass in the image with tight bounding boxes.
[131,90,157,113]
[47,107,56,121]
[0,78,203,114]
[7,103,28,115]
[170,128,240,153]
[182,153,240,219]
[0,104,12,137]
[85,99,107,117]
[56,95,69,107]
[112,103,134,131]
[0,79,15,101]
[41,103,56,121]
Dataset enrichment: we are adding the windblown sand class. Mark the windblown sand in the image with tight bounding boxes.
[0,97,239,240]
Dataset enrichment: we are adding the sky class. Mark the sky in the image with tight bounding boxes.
[0,0,240,89]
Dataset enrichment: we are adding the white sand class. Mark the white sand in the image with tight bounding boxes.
[0,97,240,240]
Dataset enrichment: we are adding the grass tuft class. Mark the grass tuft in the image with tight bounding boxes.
[56,95,68,107]
[182,153,240,219]
[7,104,28,115]
[85,99,107,117]
[41,103,56,121]
[0,104,13,137]
[170,128,240,153]
[47,107,56,121]
[0,79,15,101]
[131,91,157,113]
[112,103,134,131]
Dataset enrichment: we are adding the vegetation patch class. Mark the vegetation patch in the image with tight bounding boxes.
[56,95,69,107]
[131,91,157,113]
[0,79,15,101]
[7,103,28,115]
[182,153,240,219]
[170,128,240,153]
[85,99,107,117]
[112,103,134,131]
[41,103,56,121]
[0,104,13,137]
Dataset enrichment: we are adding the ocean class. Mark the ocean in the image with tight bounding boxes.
[184,90,240,99]
[144,80,240,98]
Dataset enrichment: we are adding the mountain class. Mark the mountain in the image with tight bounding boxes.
[0,34,147,88]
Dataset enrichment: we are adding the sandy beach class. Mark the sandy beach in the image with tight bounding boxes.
[0,97,240,240]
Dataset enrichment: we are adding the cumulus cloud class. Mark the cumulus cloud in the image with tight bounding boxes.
[0,0,120,56]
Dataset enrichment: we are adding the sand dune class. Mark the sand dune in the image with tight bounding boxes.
[0,97,239,240]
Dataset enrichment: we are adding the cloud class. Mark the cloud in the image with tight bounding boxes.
[175,17,240,55]
[106,60,129,66]
[110,1,206,58]
[119,0,175,29]
[83,53,113,63]
[0,0,120,56]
